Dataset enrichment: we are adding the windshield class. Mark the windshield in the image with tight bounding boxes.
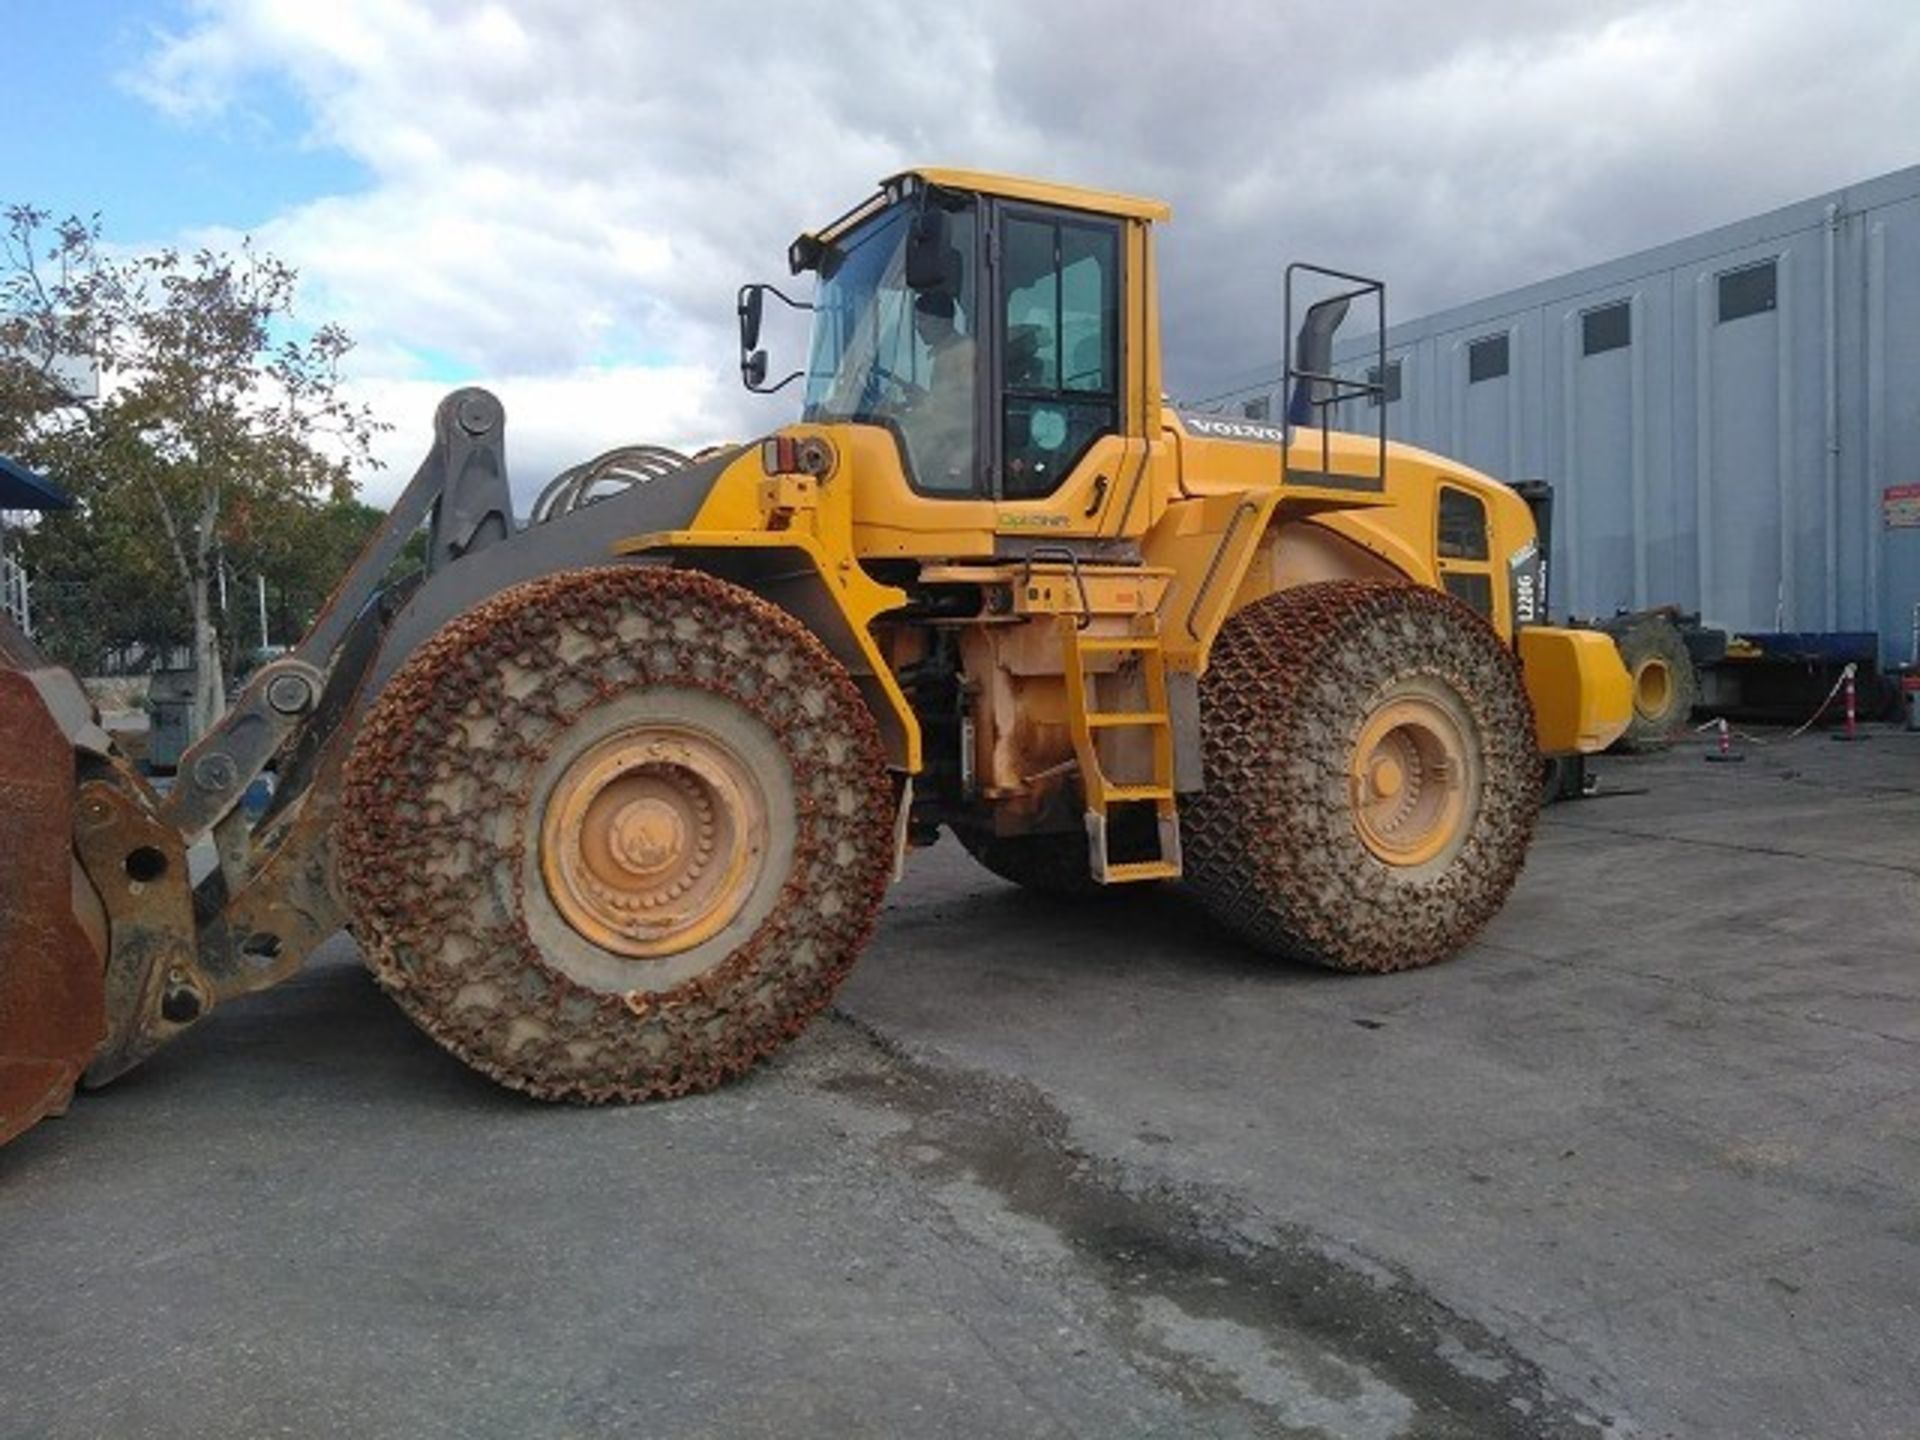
[802,199,979,493]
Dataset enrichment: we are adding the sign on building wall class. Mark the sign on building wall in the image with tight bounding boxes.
[1884,484,1920,529]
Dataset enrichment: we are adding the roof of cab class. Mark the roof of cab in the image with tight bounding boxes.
[888,167,1172,222]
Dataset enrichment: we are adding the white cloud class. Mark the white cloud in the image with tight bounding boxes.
[348,364,731,506]
[128,0,1920,484]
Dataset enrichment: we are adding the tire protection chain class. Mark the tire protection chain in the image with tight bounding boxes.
[335,565,896,1102]
[1182,580,1539,972]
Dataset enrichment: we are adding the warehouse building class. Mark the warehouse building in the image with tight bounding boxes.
[1212,166,1920,669]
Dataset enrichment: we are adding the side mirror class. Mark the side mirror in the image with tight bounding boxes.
[738,285,766,352]
[905,205,954,292]
[734,282,812,394]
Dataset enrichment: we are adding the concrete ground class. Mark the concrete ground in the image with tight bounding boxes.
[2,725,1916,1439]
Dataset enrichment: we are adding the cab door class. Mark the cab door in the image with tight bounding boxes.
[987,204,1145,545]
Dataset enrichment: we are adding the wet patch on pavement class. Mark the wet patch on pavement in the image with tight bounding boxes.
[815,1011,1625,1439]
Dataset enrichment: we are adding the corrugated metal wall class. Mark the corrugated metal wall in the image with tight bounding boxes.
[1229,167,1920,667]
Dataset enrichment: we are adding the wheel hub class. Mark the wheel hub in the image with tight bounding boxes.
[1369,755,1405,799]
[609,797,688,875]
[540,725,766,957]
[1633,657,1673,720]
[1348,695,1471,867]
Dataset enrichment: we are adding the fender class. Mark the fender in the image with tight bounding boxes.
[613,528,922,773]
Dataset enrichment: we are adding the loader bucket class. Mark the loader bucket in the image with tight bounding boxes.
[0,628,108,1146]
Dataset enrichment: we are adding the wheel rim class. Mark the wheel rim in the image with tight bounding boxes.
[1632,657,1673,721]
[539,723,767,958]
[1348,694,1472,867]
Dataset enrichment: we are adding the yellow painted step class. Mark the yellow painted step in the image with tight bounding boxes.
[1102,859,1182,883]
[1086,711,1170,728]
[1104,783,1174,803]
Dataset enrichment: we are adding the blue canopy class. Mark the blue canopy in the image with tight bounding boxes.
[0,455,71,511]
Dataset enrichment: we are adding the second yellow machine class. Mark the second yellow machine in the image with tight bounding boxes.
[0,168,1630,1141]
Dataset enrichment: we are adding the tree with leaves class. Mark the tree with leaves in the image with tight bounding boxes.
[223,491,399,660]
[0,206,383,731]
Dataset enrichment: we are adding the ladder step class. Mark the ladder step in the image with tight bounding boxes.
[1101,859,1182,884]
[1105,783,1174,803]
[1087,710,1170,729]
[1073,635,1160,654]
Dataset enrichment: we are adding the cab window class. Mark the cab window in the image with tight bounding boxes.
[999,213,1119,499]
[803,197,981,494]
[1437,484,1495,620]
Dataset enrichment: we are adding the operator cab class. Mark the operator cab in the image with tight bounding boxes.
[739,170,1167,520]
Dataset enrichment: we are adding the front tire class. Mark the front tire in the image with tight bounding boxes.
[336,565,896,1101]
[1183,581,1539,972]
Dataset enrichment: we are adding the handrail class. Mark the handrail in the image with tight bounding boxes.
[1021,546,1094,629]
[1185,499,1259,639]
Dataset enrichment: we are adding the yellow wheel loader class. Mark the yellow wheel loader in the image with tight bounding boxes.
[0,169,1631,1144]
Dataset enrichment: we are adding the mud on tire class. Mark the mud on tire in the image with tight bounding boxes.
[1183,580,1539,973]
[336,565,896,1102]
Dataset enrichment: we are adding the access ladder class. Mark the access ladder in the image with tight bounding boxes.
[1057,616,1183,883]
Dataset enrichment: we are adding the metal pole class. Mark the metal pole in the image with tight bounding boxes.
[257,573,269,650]
[1,511,27,636]
[1831,662,1868,743]
[1823,202,1840,631]
[1705,717,1743,763]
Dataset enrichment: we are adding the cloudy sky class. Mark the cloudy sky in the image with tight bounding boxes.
[10,0,1920,501]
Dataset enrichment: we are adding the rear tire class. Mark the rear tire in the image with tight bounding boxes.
[337,566,896,1102]
[1610,615,1697,752]
[954,803,1166,898]
[1183,581,1539,972]
[954,828,1101,898]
